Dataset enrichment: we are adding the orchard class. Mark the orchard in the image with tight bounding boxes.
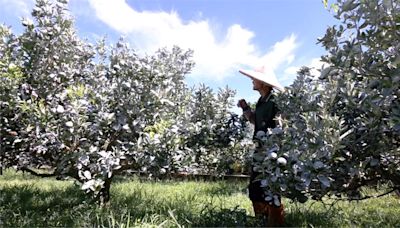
[1,0,399,210]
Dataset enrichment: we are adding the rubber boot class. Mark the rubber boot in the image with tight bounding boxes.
[252,201,269,226]
[252,201,269,217]
[267,203,285,227]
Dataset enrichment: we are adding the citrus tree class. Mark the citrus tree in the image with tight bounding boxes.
[254,0,400,206]
[178,85,252,175]
[0,0,249,204]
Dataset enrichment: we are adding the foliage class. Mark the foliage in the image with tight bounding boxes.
[0,0,249,203]
[177,85,252,175]
[255,0,400,206]
[3,0,398,209]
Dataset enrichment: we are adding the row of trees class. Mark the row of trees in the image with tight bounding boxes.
[0,0,251,204]
[1,0,398,205]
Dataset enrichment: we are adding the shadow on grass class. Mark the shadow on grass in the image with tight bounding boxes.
[188,204,340,227]
[0,174,342,227]
[110,184,340,227]
[201,180,248,196]
[0,183,94,227]
[285,207,340,227]
[110,191,258,227]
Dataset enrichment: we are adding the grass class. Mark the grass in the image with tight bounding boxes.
[0,169,399,227]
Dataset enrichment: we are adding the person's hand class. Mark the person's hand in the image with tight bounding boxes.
[237,99,249,110]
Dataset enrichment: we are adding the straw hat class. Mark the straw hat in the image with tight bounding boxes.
[239,66,284,92]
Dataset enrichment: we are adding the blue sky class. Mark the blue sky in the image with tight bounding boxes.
[0,0,338,112]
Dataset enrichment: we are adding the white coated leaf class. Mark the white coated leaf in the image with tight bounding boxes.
[317,175,331,187]
[268,152,277,160]
[255,131,266,139]
[160,98,174,106]
[277,157,287,166]
[83,170,91,179]
[313,161,324,169]
[65,121,73,127]
[260,179,268,187]
[56,105,65,113]
[265,196,273,201]
[98,151,109,158]
[81,180,95,190]
[273,195,281,207]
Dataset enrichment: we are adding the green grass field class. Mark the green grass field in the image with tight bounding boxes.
[0,169,399,227]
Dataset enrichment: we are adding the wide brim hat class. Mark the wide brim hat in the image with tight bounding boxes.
[239,66,284,92]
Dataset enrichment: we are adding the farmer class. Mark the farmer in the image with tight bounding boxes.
[237,66,285,226]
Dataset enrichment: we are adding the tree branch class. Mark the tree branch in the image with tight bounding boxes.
[20,167,56,177]
[338,188,398,202]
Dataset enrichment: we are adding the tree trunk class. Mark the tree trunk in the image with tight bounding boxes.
[0,138,3,175]
[390,174,400,187]
[389,173,400,197]
[98,177,112,206]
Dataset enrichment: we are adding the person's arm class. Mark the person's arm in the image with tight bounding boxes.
[238,99,255,125]
[243,108,255,125]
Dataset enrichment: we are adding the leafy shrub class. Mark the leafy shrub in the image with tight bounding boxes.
[255,0,400,206]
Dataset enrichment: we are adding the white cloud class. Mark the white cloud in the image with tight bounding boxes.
[0,0,34,16]
[87,0,298,81]
[309,58,326,76]
[259,34,297,70]
[284,66,299,75]
[282,57,326,85]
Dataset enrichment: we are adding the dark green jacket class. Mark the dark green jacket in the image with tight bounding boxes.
[254,94,278,136]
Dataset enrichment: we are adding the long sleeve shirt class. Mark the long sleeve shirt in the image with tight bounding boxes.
[244,93,278,137]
